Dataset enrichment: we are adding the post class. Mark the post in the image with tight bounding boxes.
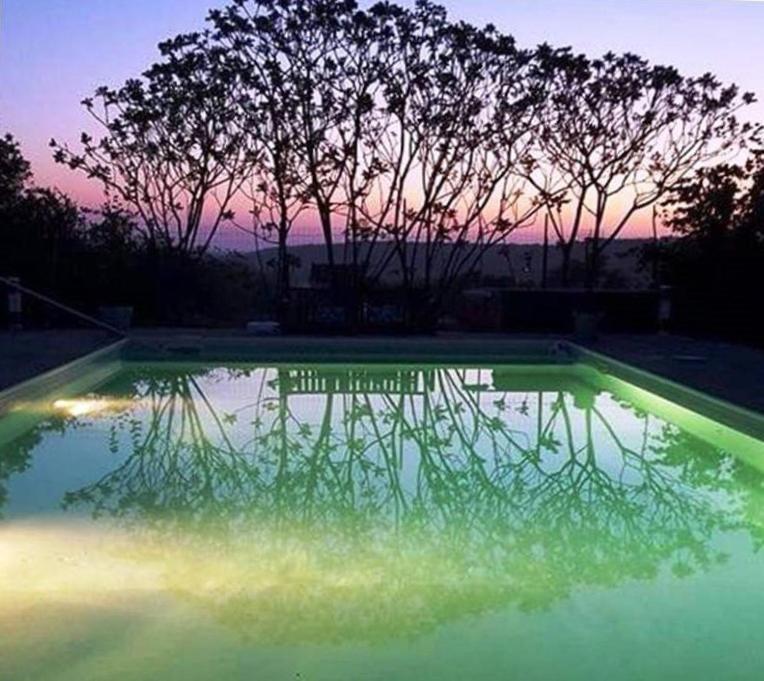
[658,285,672,333]
[7,277,22,331]
[542,215,549,290]
[651,205,660,290]
[584,236,594,290]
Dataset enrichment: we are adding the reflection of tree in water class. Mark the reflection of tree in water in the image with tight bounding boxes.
[0,430,39,517]
[0,413,75,519]
[56,365,761,643]
[648,419,764,553]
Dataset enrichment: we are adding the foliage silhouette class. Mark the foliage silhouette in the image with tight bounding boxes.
[528,48,759,286]
[52,32,259,257]
[44,0,761,319]
[645,149,764,342]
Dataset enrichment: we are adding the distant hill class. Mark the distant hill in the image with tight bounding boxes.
[229,238,657,289]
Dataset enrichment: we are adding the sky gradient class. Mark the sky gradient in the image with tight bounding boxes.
[1,0,763,245]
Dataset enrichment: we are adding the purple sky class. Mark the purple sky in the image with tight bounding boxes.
[1,0,762,244]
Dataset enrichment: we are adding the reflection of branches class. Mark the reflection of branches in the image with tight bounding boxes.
[63,372,262,525]
[0,412,80,519]
[55,364,757,642]
[0,429,41,518]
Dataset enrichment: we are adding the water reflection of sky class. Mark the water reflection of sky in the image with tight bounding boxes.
[0,363,750,528]
[2,363,764,673]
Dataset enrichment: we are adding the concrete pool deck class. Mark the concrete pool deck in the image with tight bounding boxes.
[1,329,763,416]
[0,329,115,392]
[581,334,764,416]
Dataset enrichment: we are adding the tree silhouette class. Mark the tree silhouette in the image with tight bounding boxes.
[46,0,762,308]
[649,149,764,340]
[527,48,759,286]
[53,32,259,257]
[350,3,545,312]
[211,0,388,286]
[0,133,31,208]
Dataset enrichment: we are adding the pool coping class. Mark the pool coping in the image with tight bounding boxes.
[0,338,128,415]
[572,344,764,443]
[1,335,762,445]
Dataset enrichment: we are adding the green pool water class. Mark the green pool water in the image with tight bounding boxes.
[2,361,764,681]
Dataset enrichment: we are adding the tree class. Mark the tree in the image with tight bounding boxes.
[0,135,85,294]
[648,149,764,342]
[52,31,259,257]
[45,0,764,324]
[210,0,548,316]
[0,133,31,208]
[528,48,759,286]
[211,0,386,288]
[350,2,545,313]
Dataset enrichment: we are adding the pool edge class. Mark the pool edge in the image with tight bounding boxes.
[569,342,764,443]
[0,338,128,416]
[2,334,762,446]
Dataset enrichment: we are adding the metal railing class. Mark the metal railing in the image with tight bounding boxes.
[1,275,126,337]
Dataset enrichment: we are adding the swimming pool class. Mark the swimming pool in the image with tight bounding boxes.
[1,347,764,680]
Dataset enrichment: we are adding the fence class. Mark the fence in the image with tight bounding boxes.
[456,288,665,334]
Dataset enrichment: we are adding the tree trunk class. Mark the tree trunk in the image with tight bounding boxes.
[560,244,573,287]
[277,226,290,320]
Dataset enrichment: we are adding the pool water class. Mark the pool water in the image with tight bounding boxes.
[1,362,764,680]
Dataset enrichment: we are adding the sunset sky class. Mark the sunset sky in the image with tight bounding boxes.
[2,0,763,246]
